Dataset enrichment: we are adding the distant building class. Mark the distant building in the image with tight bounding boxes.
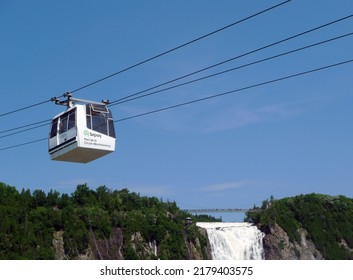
[185,217,193,226]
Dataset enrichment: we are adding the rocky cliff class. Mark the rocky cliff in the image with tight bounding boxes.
[261,223,323,260]
[52,227,208,260]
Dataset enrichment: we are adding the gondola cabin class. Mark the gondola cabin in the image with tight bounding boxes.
[48,97,116,163]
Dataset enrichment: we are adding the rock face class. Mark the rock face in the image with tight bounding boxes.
[89,228,124,260]
[52,230,66,260]
[52,228,124,260]
[185,231,207,260]
[262,223,323,260]
[130,232,157,259]
[52,227,207,260]
[197,227,213,259]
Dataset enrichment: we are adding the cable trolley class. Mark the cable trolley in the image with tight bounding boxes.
[48,93,116,163]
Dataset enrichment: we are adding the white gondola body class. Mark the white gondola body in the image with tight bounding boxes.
[48,104,116,163]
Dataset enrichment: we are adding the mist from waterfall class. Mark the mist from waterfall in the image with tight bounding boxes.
[197,222,265,260]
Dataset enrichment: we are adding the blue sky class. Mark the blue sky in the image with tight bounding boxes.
[1,0,353,221]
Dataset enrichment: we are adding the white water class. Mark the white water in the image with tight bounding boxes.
[197,222,265,260]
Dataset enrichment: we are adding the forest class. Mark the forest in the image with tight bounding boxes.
[247,193,353,259]
[0,182,217,260]
[2,180,352,260]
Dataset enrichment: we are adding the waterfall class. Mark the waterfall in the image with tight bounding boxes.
[197,222,264,260]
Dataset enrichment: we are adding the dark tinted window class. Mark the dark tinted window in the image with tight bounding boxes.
[58,108,76,134]
[86,115,91,129]
[92,112,108,135]
[50,118,58,138]
[68,110,76,130]
[59,113,68,134]
[108,119,116,138]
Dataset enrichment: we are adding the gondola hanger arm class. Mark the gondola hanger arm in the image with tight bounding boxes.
[51,93,110,108]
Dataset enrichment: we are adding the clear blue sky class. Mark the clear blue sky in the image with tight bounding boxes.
[1,0,352,221]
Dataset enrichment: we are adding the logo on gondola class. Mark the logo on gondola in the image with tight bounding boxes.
[83,130,102,138]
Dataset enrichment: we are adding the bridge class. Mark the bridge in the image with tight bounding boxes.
[184,208,263,213]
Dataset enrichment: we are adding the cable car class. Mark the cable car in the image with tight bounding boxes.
[48,94,116,163]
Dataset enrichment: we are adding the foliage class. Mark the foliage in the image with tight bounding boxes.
[192,214,222,223]
[246,193,353,259]
[0,182,213,260]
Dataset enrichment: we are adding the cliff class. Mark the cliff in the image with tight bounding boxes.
[261,223,322,259]
[248,193,353,260]
[51,227,207,260]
